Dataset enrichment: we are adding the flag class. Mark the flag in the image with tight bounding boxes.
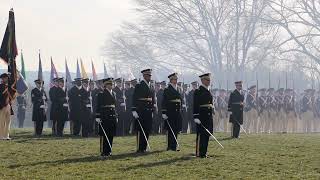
[38,51,43,81]
[20,50,26,79]
[76,59,81,78]
[80,59,88,79]
[65,58,72,89]
[0,9,18,92]
[50,57,58,87]
[104,63,108,78]
[91,60,97,81]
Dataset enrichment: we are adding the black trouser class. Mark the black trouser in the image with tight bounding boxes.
[56,120,65,136]
[137,130,150,152]
[232,122,240,138]
[181,110,188,133]
[18,117,25,128]
[34,121,44,136]
[196,132,209,157]
[167,129,178,150]
[100,135,113,156]
[52,119,57,135]
[73,119,81,136]
[81,118,90,137]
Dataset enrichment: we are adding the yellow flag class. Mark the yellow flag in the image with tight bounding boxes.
[80,59,88,79]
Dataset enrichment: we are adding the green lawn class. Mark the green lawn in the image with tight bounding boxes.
[0,129,319,179]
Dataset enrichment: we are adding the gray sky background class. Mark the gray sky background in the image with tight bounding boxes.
[0,0,136,74]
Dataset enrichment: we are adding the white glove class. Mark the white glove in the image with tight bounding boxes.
[22,106,26,109]
[162,114,168,120]
[194,118,201,124]
[42,96,46,100]
[132,111,139,119]
[120,103,126,107]
[66,96,69,101]
[86,104,92,108]
[63,103,68,107]
[40,105,45,109]
[89,96,92,100]
[182,105,187,108]
[96,118,102,123]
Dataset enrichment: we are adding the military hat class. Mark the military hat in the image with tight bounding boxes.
[191,81,198,85]
[141,69,152,76]
[168,73,178,80]
[74,78,82,82]
[82,78,89,83]
[160,81,166,85]
[249,85,256,90]
[177,82,183,86]
[267,88,275,92]
[199,73,211,79]
[52,77,59,82]
[57,77,64,82]
[130,79,138,83]
[34,79,44,84]
[259,88,267,92]
[235,81,243,85]
[103,78,114,84]
[114,78,122,83]
[183,84,189,88]
[0,73,9,79]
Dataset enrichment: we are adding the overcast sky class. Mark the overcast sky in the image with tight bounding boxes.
[0,0,136,74]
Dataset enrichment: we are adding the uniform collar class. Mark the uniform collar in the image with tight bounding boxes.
[201,84,209,91]
[170,83,177,90]
[143,79,150,88]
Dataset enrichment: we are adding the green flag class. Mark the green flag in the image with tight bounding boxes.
[20,50,26,79]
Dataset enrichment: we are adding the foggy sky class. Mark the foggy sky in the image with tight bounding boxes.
[0,0,136,75]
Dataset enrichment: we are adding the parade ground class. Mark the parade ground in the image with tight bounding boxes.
[0,129,319,179]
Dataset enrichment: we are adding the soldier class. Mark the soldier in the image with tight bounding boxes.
[162,73,182,151]
[124,80,132,135]
[228,81,244,138]
[31,79,47,136]
[68,78,82,136]
[89,80,99,136]
[216,89,229,132]
[127,79,138,134]
[258,88,268,133]
[244,85,258,133]
[132,69,155,153]
[79,78,92,137]
[181,84,189,133]
[152,81,161,134]
[284,89,296,133]
[276,88,286,133]
[301,89,314,133]
[49,77,59,135]
[267,88,277,133]
[55,78,69,137]
[193,73,214,158]
[16,93,27,128]
[187,81,198,133]
[113,78,126,136]
[96,78,118,158]
[0,73,16,140]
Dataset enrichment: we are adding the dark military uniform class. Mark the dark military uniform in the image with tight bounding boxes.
[155,85,164,134]
[126,84,136,134]
[55,85,69,136]
[92,86,102,135]
[79,85,91,137]
[49,85,58,135]
[97,87,118,156]
[113,83,126,136]
[16,95,27,128]
[162,84,182,151]
[193,85,214,158]
[187,85,197,133]
[31,86,47,136]
[68,83,82,136]
[132,79,155,152]
[228,87,244,138]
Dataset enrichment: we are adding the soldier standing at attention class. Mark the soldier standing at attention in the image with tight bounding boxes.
[162,73,182,151]
[228,81,245,139]
[193,73,214,158]
[31,79,47,137]
[132,69,155,153]
[96,78,118,159]
[16,93,27,128]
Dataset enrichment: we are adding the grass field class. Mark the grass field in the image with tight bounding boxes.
[0,129,320,179]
